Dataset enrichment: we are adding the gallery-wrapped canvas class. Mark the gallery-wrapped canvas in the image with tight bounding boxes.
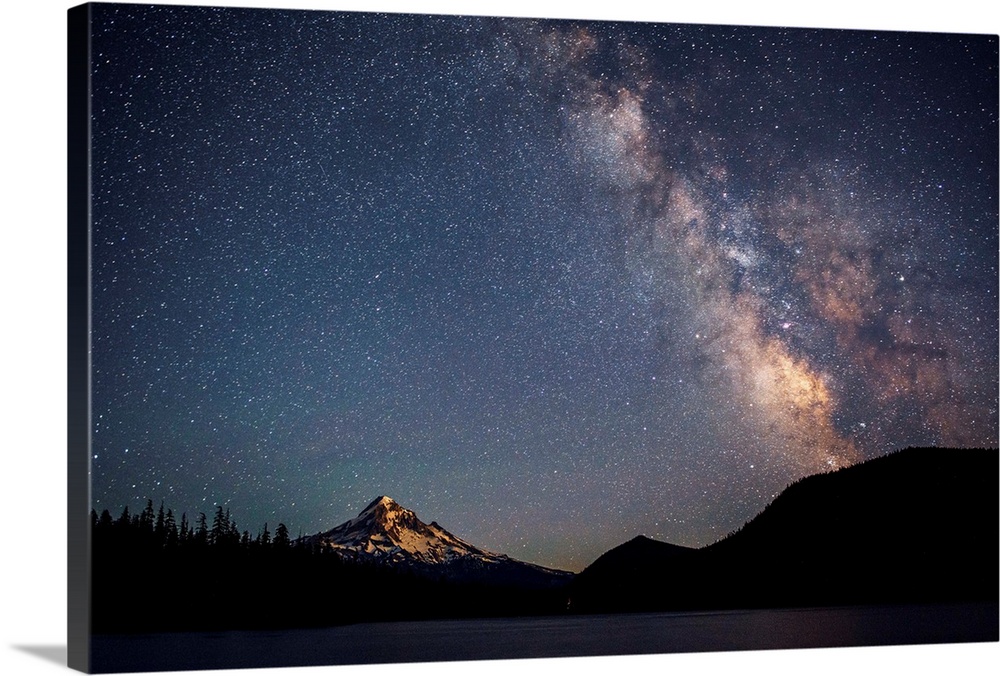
[68,2,998,673]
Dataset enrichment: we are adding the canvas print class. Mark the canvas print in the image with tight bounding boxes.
[68,2,998,673]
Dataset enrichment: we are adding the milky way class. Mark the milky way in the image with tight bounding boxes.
[88,4,998,570]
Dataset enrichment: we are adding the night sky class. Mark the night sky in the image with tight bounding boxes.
[88,2,998,572]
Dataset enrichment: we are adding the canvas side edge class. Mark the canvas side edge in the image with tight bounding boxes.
[67,3,93,673]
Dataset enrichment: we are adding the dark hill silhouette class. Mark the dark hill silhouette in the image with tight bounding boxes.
[568,536,696,611]
[570,447,999,612]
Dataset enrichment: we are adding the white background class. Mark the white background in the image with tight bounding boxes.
[1,1,997,675]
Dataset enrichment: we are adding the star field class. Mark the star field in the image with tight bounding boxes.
[89,4,998,571]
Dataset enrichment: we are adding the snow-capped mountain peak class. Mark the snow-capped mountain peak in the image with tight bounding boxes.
[308,496,499,565]
[302,496,572,588]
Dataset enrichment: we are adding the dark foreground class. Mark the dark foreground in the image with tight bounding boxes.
[90,602,998,673]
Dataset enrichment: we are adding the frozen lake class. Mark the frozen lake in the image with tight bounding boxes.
[91,602,998,673]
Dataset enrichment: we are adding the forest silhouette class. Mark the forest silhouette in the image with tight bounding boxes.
[90,446,998,633]
[90,501,567,633]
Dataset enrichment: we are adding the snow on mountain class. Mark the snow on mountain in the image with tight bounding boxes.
[303,496,571,585]
[307,495,502,565]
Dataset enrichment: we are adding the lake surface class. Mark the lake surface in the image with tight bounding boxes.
[91,602,998,673]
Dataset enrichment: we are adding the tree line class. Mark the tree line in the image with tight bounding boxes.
[90,499,337,633]
[91,500,293,553]
[89,499,568,634]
